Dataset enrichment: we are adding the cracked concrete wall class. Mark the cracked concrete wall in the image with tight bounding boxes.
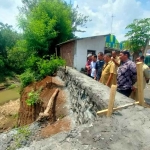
[57,67,134,125]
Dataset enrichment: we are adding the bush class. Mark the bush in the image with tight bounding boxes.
[7,40,29,74]
[19,55,65,88]
[25,54,40,72]
[20,69,35,88]
[26,89,41,106]
[7,84,17,89]
[36,55,66,80]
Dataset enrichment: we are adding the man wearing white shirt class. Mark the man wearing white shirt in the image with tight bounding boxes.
[90,55,97,79]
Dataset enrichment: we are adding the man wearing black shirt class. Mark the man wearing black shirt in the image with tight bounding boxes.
[95,52,104,81]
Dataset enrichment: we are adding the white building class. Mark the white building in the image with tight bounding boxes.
[57,34,119,71]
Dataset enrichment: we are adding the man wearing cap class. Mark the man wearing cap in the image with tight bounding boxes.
[86,53,92,77]
[117,51,137,97]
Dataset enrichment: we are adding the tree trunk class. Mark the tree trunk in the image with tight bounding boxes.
[132,51,139,62]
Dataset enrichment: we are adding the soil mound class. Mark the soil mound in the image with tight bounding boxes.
[18,76,68,126]
[0,99,19,132]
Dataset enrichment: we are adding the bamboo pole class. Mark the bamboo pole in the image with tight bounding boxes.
[136,62,145,106]
[107,85,117,117]
[97,101,139,115]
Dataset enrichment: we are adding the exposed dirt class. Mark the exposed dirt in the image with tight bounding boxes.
[0,76,71,139]
[40,117,71,138]
[0,99,19,133]
[17,76,70,136]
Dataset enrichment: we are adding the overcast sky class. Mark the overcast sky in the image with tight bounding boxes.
[0,0,150,41]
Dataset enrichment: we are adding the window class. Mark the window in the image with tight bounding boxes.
[87,50,96,55]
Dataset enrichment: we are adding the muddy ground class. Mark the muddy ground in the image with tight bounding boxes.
[0,76,71,138]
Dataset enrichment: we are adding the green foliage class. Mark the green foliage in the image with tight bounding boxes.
[0,22,20,58]
[0,57,6,81]
[125,18,150,52]
[7,84,17,89]
[25,54,40,72]
[7,126,31,150]
[18,0,89,56]
[20,69,35,88]
[7,40,28,73]
[37,55,66,80]
[26,89,41,106]
[0,22,22,78]
[19,54,65,88]
[0,57,4,70]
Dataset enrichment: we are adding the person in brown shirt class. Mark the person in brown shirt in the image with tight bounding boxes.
[100,53,116,87]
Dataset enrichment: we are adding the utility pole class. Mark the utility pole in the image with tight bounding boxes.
[111,14,114,34]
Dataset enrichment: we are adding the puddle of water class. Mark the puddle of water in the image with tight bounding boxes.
[0,88,20,105]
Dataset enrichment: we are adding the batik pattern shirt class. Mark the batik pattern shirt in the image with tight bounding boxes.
[117,60,137,90]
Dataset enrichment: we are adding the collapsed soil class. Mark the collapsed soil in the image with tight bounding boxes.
[0,76,71,139]
[17,76,71,137]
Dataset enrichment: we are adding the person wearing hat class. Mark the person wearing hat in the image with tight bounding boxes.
[117,51,137,97]
[85,53,92,77]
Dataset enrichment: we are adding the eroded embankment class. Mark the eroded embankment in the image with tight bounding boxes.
[18,76,69,126]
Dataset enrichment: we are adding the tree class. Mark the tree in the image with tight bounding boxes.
[7,40,29,73]
[0,22,20,58]
[18,0,89,56]
[125,18,150,59]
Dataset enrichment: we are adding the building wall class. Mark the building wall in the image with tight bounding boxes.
[59,41,75,67]
[74,36,105,71]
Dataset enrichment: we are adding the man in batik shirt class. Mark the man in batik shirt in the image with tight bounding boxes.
[117,51,137,97]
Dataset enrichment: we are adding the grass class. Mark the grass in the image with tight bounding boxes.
[7,126,31,150]
[7,84,17,89]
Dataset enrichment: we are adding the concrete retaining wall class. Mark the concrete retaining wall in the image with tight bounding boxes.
[57,67,134,124]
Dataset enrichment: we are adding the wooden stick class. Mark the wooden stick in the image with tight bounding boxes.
[44,88,59,114]
[136,62,145,106]
[107,85,117,117]
[37,89,59,121]
[97,101,139,115]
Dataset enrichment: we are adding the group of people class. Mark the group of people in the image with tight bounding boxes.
[85,50,150,98]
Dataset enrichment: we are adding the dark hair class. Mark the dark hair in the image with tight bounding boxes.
[120,50,130,58]
[105,53,111,58]
[93,54,97,58]
[98,52,104,56]
[140,56,144,60]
